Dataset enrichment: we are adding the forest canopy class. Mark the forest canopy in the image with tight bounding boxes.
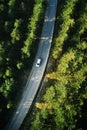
[29,0,87,130]
[0,0,45,128]
[0,0,87,130]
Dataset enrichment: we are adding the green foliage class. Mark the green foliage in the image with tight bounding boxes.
[21,0,44,58]
[52,0,78,59]
[30,0,87,130]
[43,86,55,103]
[10,19,22,43]
[30,113,42,130]
[0,0,45,128]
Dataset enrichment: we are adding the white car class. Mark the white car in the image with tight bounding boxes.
[36,58,41,67]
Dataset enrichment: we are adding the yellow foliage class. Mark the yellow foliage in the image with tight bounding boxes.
[46,72,56,79]
[35,102,52,110]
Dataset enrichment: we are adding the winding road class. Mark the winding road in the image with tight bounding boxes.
[5,0,57,130]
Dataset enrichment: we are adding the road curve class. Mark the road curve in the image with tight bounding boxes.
[5,0,57,130]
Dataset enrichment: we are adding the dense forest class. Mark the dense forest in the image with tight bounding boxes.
[0,0,87,130]
[0,0,45,129]
[28,0,87,130]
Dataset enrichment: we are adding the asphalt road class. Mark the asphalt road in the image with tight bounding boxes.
[5,0,57,130]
